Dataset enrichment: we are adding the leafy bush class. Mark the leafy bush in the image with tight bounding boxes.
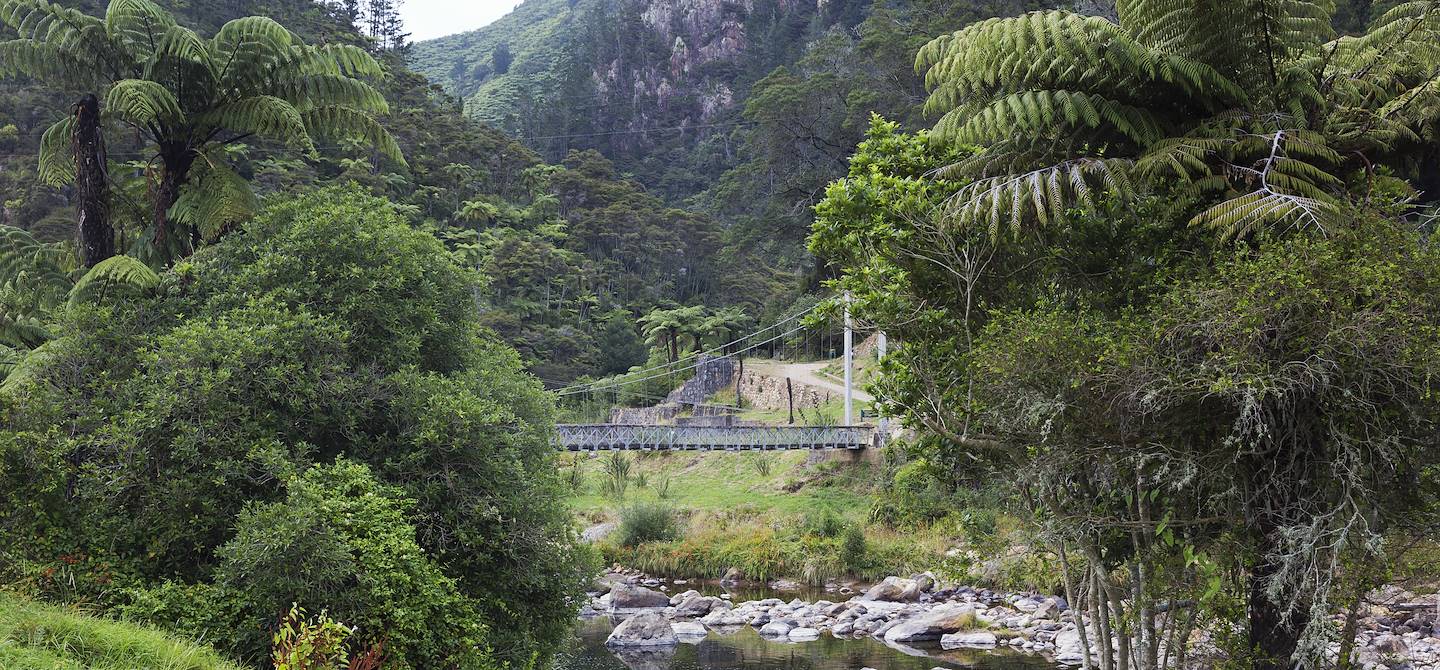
[618,502,680,547]
[802,509,844,538]
[214,461,488,669]
[1,186,590,667]
[839,525,867,570]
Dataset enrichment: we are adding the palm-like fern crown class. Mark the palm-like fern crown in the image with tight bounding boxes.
[0,0,405,240]
[917,0,1440,239]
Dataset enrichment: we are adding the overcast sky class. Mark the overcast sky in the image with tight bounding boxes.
[402,0,523,42]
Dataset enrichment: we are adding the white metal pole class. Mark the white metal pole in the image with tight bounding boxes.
[843,293,854,425]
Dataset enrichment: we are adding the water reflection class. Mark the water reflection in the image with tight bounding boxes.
[555,617,1056,670]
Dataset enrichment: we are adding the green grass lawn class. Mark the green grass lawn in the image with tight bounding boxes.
[0,593,244,670]
[563,449,878,523]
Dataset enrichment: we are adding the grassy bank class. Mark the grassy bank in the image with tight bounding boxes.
[563,448,972,585]
[0,593,243,670]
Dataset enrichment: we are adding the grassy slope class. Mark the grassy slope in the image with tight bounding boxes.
[565,449,876,522]
[0,594,244,670]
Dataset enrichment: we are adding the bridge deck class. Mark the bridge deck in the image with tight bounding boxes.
[554,424,874,451]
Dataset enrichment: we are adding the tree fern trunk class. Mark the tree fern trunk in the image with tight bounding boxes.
[152,148,195,258]
[74,94,113,268]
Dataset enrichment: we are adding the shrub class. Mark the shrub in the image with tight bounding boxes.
[617,502,680,547]
[209,461,490,669]
[802,509,844,538]
[839,525,867,571]
[2,186,591,667]
[603,451,632,498]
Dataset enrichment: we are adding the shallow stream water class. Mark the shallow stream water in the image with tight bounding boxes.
[554,582,1059,670]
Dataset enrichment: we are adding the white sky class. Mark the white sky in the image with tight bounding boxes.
[402,0,523,42]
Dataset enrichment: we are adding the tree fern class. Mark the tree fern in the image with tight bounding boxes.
[66,254,160,305]
[920,1,1440,239]
[0,0,405,263]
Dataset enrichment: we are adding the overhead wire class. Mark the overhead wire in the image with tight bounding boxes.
[555,320,813,397]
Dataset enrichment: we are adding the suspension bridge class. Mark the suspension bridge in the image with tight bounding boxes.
[548,298,888,451]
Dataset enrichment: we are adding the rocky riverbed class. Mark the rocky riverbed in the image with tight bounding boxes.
[583,571,1440,670]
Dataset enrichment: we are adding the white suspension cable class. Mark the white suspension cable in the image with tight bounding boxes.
[583,303,821,385]
[555,321,812,396]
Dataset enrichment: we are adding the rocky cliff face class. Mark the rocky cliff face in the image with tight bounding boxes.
[409,0,859,194]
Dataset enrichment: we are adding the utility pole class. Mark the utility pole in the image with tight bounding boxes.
[843,292,853,426]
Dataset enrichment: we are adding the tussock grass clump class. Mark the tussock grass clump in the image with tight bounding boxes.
[0,593,242,670]
[617,502,680,547]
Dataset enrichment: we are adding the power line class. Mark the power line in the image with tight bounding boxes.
[513,120,754,142]
[555,320,812,397]
[570,303,819,387]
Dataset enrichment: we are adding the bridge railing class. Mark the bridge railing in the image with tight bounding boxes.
[554,424,875,451]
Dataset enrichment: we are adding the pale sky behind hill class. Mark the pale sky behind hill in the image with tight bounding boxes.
[402,0,523,42]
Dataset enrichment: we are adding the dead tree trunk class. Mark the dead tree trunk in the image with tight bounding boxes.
[74,94,113,267]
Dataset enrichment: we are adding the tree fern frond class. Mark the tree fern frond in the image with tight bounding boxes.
[106,78,182,127]
[169,159,257,241]
[200,95,310,148]
[36,116,76,186]
[66,254,159,305]
[940,158,1135,238]
[1189,188,1339,239]
[271,73,389,114]
[301,106,405,166]
[0,339,57,393]
[104,0,173,62]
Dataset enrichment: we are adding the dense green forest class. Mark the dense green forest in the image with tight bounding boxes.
[3,1,1440,670]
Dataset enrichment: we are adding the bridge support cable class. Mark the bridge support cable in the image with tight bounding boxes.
[553,424,876,451]
[555,319,813,397]
[549,304,821,394]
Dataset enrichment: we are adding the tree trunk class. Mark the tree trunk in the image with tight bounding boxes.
[152,147,196,257]
[74,94,113,267]
[1249,555,1305,670]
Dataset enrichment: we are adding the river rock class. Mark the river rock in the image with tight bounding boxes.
[789,627,820,640]
[611,583,672,609]
[942,631,999,649]
[721,567,742,584]
[862,576,924,602]
[607,612,679,647]
[671,622,708,640]
[884,604,980,642]
[759,621,793,637]
[675,595,724,617]
[669,590,701,606]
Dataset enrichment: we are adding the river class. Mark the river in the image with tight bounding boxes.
[555,582,1059,670]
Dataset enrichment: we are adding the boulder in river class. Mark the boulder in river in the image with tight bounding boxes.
[861,576,924,602]
[883,604,979,642]
[610,583,671,609]
[671,622,708,640]
[941,631,999,649]
[758,621,793,637]
[606,612,680,647]
[675,595,725,617]
[788,627,820,640]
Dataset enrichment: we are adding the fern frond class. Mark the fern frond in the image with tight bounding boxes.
[199,95,310,147]
[1189,188,1339,239]
[36,116,76,186]
[940,157,1135,238]
[66,254,159,305]
[106,78,182,127]
[301,106,405,166]
[104,0,173,62]
[169,159,257,241]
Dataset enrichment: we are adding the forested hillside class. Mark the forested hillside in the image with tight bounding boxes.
[413,0,1399,302]
[0,0,740,384]
[412,0,1058,288]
